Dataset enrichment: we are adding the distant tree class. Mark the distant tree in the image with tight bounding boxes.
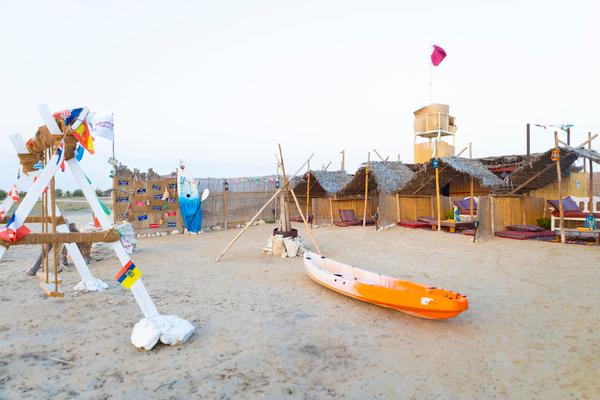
[102,189,112,197]
[0,189,6,200]
[95,189,103,197]
[72,189,84,197]
[55,188,63,197]
[18,191,27,198]
[65,190,72,197]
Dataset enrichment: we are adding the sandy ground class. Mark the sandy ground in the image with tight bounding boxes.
[0,216,599,399]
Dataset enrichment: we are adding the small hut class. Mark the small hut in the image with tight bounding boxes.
[484,146,600,235]
[337,161,415,227]
[391,157,504,223]
[289,170,353,226]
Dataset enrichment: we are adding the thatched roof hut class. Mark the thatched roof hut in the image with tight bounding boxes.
[292,170,353,197]
[338,161,415,196]
[498,147,600,194]
[397,157,505,195]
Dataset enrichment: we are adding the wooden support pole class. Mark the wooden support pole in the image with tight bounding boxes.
[490,195,496,235]
[215,154,314,262]
[555,132,565,244]
[373,149,386,162]
[435,141,441,231]
[469,142,474,219]
[306,160,311,223]
[526,123,531,156]
[329,198,334,225]
[0,215,66,224]
[277,145,321,253]
[3,230,122,246]
[589,132,594,214]
[363,152,370,227]
[51,175,59,294]
[223,180,228,230]
[396,194,400,222]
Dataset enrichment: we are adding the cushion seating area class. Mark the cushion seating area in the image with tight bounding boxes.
[334,209,375,227]
[547,197,582,213]
[454,197,478,212]
[417,216,474,230]
[495,230,556,240]
[397,220,432,229]
[551,210,600,218]
[505,224,545,232]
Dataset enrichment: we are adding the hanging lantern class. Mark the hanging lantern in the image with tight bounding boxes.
[551,148,560,162]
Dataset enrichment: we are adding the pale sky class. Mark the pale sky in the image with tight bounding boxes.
[1,0,598,190]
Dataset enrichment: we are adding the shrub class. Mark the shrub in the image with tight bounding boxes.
[537,218,551,230]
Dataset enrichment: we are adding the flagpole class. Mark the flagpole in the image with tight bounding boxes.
[429,61,433,104]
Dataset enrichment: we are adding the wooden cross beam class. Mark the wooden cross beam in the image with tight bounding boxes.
[2,230,120,247]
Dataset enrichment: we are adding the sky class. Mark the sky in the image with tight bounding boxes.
[0,0,598,190]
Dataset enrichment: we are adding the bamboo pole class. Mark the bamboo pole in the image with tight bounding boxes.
[277,147,321,254]
[215,154,314,262]
[554,132,565,244]
[363,152,370,227]
[490,195,496,235]
[435,141,441,231]
[396,193,400,222]
[469,142,474,219]
[223,180,228,230]
[277,150,291,233]
[50,175,59,293]
[373,149,386,162]
[43,150,49,282]
[340,150,345,171]
[329,198,334,225]
[306,160,311,223]
[589,132,594,215]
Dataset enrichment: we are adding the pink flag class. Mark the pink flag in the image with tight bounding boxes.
[431,45,447,66]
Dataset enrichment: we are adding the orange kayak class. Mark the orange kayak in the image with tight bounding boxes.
[303,251,468,320]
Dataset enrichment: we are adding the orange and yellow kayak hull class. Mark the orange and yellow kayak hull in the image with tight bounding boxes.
[303,251,468,320]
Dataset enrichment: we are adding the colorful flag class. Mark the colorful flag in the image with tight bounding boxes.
[89,114,114,141]
[167,221,177,227]
[55,140,66,172]
[33,160,43,170]
[149,223,159,229]
[0,214,30,243]
[137,214,148,221]
[431,45,447,66]
[72,121,95,154]
[165,211,176,217]
[114,260,141,289]
[135,201,145,207]
[75,145,85,161]
[8,185,19,202]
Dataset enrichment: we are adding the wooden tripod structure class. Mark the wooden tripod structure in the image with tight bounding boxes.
[216,145,321,262]
[0,105,194,350]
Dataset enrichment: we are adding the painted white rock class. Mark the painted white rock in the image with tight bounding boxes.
[131,315,195,350]
[73,278,109,292]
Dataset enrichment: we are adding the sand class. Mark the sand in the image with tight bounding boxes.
[0,220,599,399]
